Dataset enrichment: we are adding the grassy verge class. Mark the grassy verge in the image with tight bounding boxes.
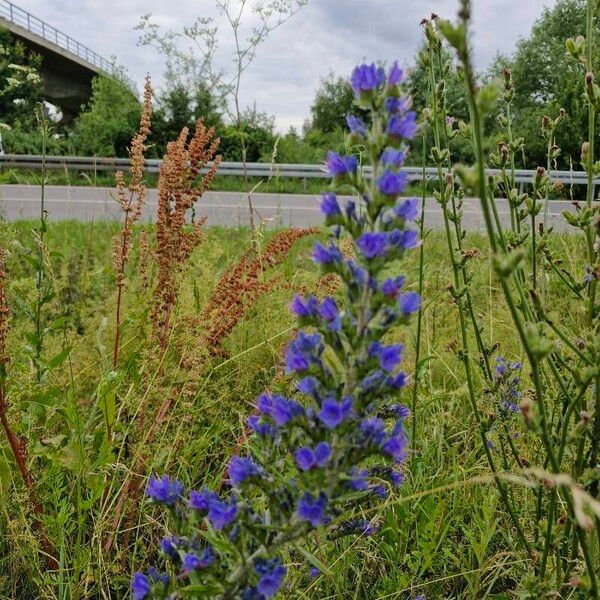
[0,220,588,598]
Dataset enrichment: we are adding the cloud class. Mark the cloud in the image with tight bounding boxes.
[22,0,556,130]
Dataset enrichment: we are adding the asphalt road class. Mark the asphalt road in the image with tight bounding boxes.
[0,184,578,232]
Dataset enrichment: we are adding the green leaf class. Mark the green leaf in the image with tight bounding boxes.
[293,543,333,576]
[47,347,71,370]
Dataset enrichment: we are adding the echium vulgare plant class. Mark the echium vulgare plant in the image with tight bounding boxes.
[131,61,421,599]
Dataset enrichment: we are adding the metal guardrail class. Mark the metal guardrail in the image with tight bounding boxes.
[0,154,598,194]
[0,0,136,92]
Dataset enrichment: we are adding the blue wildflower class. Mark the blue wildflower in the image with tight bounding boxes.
[348,466,369,490]
[255,558,287,598]
[295,442,332,471]
[318,297,341,331]
[320,192,341,217]
[182,547,214,573]
[381,276,405,298]
[309,566,321,578]
[358,417,386,447]
[208,498,237,531]
[326,151,358,176]
[146,475,184,506]
[247,414,276,437]
[388,61,404,85]
[395,198,420,221]
[384,96,411,114]
[297,376,318,395]
[387,111,418,141]
[380,344,404,372]
[319,396,353,429]
[228,456,263,486]
[399,291,421,315]
[297,492,329,527]
[189,488,217,513]
[387,372,407,389]
[383,429,408,463]
[377,170,408,197]
[291,295,319,318]
[380,147,406,167]
[350,63,385,96]
[388,229,419,250]
[347,114,367,136]
[131,573,151,600]
[357,232,388,260]
[160,536,181,562]
[313,242,343,265]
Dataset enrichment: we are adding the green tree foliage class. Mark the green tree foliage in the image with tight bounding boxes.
[0,29,43,126]
[70,76,140,157]
[309,73,356,133]
[499,0,593,168]
[151,84,222,157]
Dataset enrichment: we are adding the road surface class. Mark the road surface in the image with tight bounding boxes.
[0,184,579,232]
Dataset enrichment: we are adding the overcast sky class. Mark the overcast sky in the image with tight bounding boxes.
[23,0,557,131]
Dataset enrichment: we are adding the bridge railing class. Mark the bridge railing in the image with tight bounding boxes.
[0,0,136,92]
[0,154,597,195]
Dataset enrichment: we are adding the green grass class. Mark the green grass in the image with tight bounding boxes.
[0,219,590,599]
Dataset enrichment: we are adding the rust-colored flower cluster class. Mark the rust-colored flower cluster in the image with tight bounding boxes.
[199,227,320,356]
[112,77,153,369]
[151,119,222,351]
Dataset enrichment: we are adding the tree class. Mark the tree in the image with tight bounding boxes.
[500,0,593,168]
[0,28,43,126]
[70,76,140,157]
[309,73,356,133]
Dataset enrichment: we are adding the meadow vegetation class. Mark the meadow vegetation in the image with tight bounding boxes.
[0,0,599,598]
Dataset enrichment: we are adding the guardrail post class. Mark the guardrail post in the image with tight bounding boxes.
[26,13,30,29]
[9,4,13,21]
[302,176,307,192]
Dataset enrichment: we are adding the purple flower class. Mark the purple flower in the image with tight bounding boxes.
[399,291,421,315]
[388,61,404,85]
[347,114,367,136]
[379,344,404,372]
[297,492,329,527]
[291,295,318,318]
[395,198,420,221]
[377,170,408,196]
[350,63,385,96]
[312,242,342,265]
[260,393,305,425]
[248,415,276,437]
[383,429,408,463]
[285,332,323,375]
[228,456,263,486]
[208,498,237,531]
[160,536,181,561]
[318,297,341,331]
[326,151,358,176]
[319,396,353,429]
[387,371,407,389]
[320,192,341,217]
[387,111,418,141]
[380,148,406,167]
[388,229,419,250]
[309,567,321,578]
[182,547,214,573]
[381,276,405,298]
[356,232,388,260]
[348,466,369,490]
[131,573,151,600]
[189,488,217,513]
[297,376,318,394]
[131,570,169,600]
[385,96,411,114]
[254,558,287,598]
[146,475,184,506]
[295,442,332,471]
[358,417,386,447]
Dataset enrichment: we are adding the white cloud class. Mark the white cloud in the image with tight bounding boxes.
[21,0,557,130]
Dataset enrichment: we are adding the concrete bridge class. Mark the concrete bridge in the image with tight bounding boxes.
[0,0,135,121]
